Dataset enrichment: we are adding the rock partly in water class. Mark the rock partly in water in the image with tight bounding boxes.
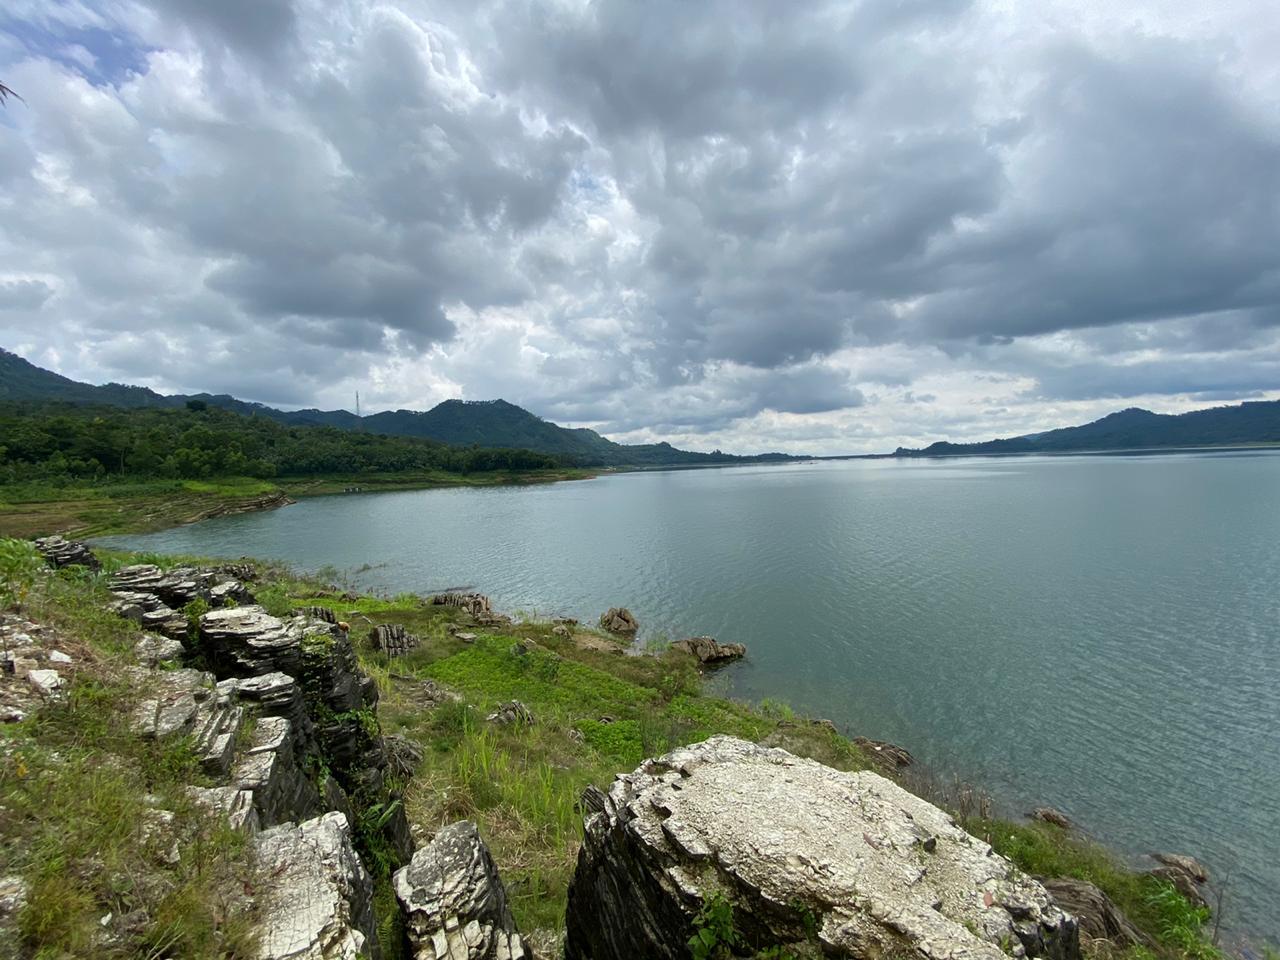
[1042,879,1152,949]
[252,812,380,960]
[1151,853,1210,884]
[393,820,530,960]
[597,607,638,635]
[34,535,100,570]
[852,736,915,770]
[1031,807,1072,830]
[670,635,746,664]
[565,736,1079,960]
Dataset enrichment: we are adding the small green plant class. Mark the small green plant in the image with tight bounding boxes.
[183,596,210,644]
[0,537,43,609]
[689,892,742,960]
[255,583,294,618]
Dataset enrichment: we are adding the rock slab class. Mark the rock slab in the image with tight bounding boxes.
[252,812,380,960]
[565,736,1079,960]
[393,820,530,960]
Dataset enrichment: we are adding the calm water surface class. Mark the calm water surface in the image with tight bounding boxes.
[107,453,1280,941]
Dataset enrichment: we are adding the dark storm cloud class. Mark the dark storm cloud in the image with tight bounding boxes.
[0,0,1277,451]
[140,0,296,59]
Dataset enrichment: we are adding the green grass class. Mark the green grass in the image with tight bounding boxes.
[4,554,1231,959]
[0,570,260,958]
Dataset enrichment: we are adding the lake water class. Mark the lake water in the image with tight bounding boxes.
[105,453,1280,942]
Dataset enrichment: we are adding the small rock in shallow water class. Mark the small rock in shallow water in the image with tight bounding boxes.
[598,607,639,635]
[670,635,746,664]
[1032,806,1073,829]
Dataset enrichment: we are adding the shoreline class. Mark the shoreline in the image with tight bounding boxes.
[3,536,1251,956]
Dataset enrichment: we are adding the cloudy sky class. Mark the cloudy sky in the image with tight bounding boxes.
[2,0,1278,454]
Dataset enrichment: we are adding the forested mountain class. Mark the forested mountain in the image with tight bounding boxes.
[0,401,561,483]
[896,401,1280,457]
[0,349,790,467]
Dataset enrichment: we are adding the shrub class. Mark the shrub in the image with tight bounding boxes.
[0,537,43,609]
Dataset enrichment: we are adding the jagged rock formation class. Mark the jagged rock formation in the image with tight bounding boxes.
[432,593,493,619]
[852,736,915,770]
[109,563,255,641]
[196,604,414,862]
[253,812,380,960]
[565,736,1079,960]
[1042,879,1152,948]
[670,635,746,664]
[597,607,638,635]
[298,605,339,624]
[33,535,99,570]
[370,623,419,657]
[393,821,530,960]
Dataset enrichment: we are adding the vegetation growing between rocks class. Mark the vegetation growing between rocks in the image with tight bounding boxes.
[1,544,1234,959]
[0,557,260,958]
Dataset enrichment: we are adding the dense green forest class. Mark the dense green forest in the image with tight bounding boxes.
[0,402,562,483]
[1,349,792,467]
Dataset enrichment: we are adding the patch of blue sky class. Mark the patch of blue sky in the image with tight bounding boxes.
[1,15,151,88]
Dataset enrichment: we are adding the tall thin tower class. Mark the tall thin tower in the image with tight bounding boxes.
[356,390,361,418]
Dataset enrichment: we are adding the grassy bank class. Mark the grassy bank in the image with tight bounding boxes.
[1,545,1231,958]
[0,468,594,539]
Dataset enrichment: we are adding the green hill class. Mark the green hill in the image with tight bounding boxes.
[896,401,1280,457]
[0,348,791,467]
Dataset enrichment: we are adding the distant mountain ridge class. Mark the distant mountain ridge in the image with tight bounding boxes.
[0,348,791,468]
[895,401,1280,457]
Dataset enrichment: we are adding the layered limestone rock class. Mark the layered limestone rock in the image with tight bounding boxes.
[565,736,1080,960]
[431,593,494,620]
[253,812,380,960]
[198,605,414,863]
[393,821,530,960]
[670,635,746,664]
[370,623,419,657]
[109,563,254,641]
[34,535,100,570]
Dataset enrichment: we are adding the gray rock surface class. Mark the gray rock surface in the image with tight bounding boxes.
[432,593,494,620]
[134,632,186,665]
[393,820,530,960]
[371,623,420,657]
[565,736,1079,960]
[1042,878,1152,949]
[670,635,746,664]
[252,812,380,960]
[597,607,638,635]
